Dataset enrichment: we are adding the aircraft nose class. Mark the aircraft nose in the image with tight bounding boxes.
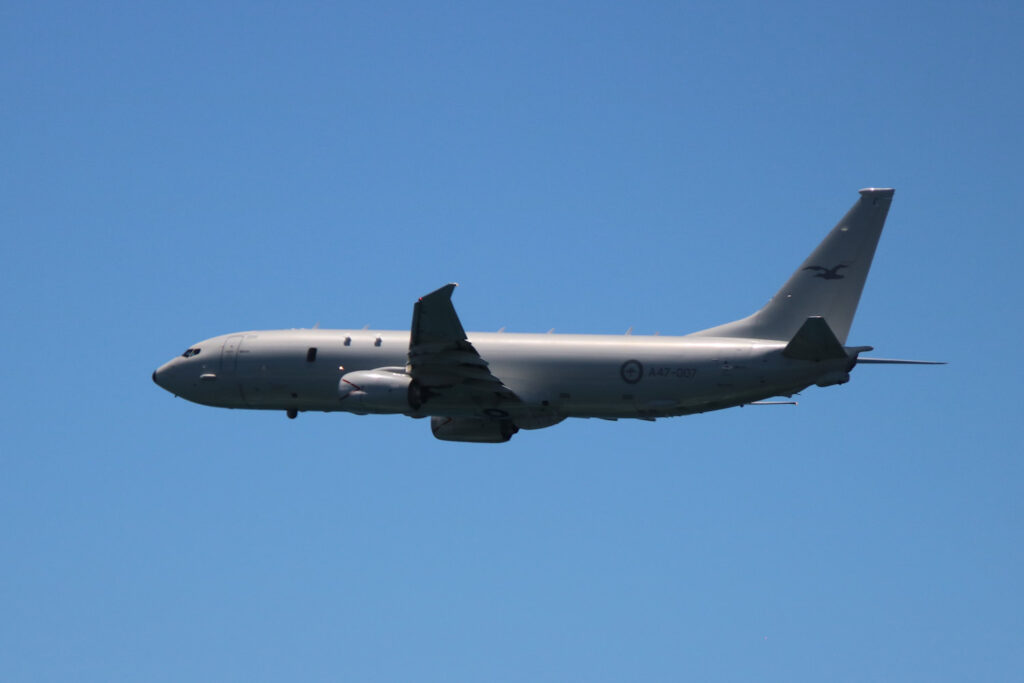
[152,362,173,392]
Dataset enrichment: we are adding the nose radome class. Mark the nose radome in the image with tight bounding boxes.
[152,364,171,391]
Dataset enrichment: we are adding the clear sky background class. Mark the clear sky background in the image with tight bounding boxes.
[2,1,1022,681]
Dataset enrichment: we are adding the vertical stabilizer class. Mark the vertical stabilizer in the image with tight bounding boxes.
[690,188,894,343]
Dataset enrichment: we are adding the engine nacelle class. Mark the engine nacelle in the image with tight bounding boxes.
[338,368,414,414]
[431,416,519,443]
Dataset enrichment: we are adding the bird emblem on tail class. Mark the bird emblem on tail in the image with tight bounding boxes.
[803,264,847,280]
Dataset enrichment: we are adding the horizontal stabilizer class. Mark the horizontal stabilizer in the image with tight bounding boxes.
[783,316,848,361]
[856,358,947,365]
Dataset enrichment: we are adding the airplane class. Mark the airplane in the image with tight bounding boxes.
[153,188,942,442]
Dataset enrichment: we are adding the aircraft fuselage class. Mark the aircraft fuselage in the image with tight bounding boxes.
[153,329,844,421]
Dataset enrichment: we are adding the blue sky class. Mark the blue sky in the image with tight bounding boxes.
[2,1,1022,680]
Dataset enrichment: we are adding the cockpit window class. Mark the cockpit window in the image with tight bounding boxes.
[181,348,202,358]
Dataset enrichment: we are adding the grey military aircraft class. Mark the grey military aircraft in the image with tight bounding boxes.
[153,188,941,442]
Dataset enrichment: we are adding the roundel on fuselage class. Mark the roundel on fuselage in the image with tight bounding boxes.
[620,360,643,384]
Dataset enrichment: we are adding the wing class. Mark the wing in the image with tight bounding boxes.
[406,284,521,414]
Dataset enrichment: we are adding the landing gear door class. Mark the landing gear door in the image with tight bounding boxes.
[221,335,243,376]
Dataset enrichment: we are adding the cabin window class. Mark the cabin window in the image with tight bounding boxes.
[344,336,351,346]
[374,336,382,347]
[306,347,317,362]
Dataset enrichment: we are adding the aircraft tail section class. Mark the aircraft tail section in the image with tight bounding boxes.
[691,188,894,343]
